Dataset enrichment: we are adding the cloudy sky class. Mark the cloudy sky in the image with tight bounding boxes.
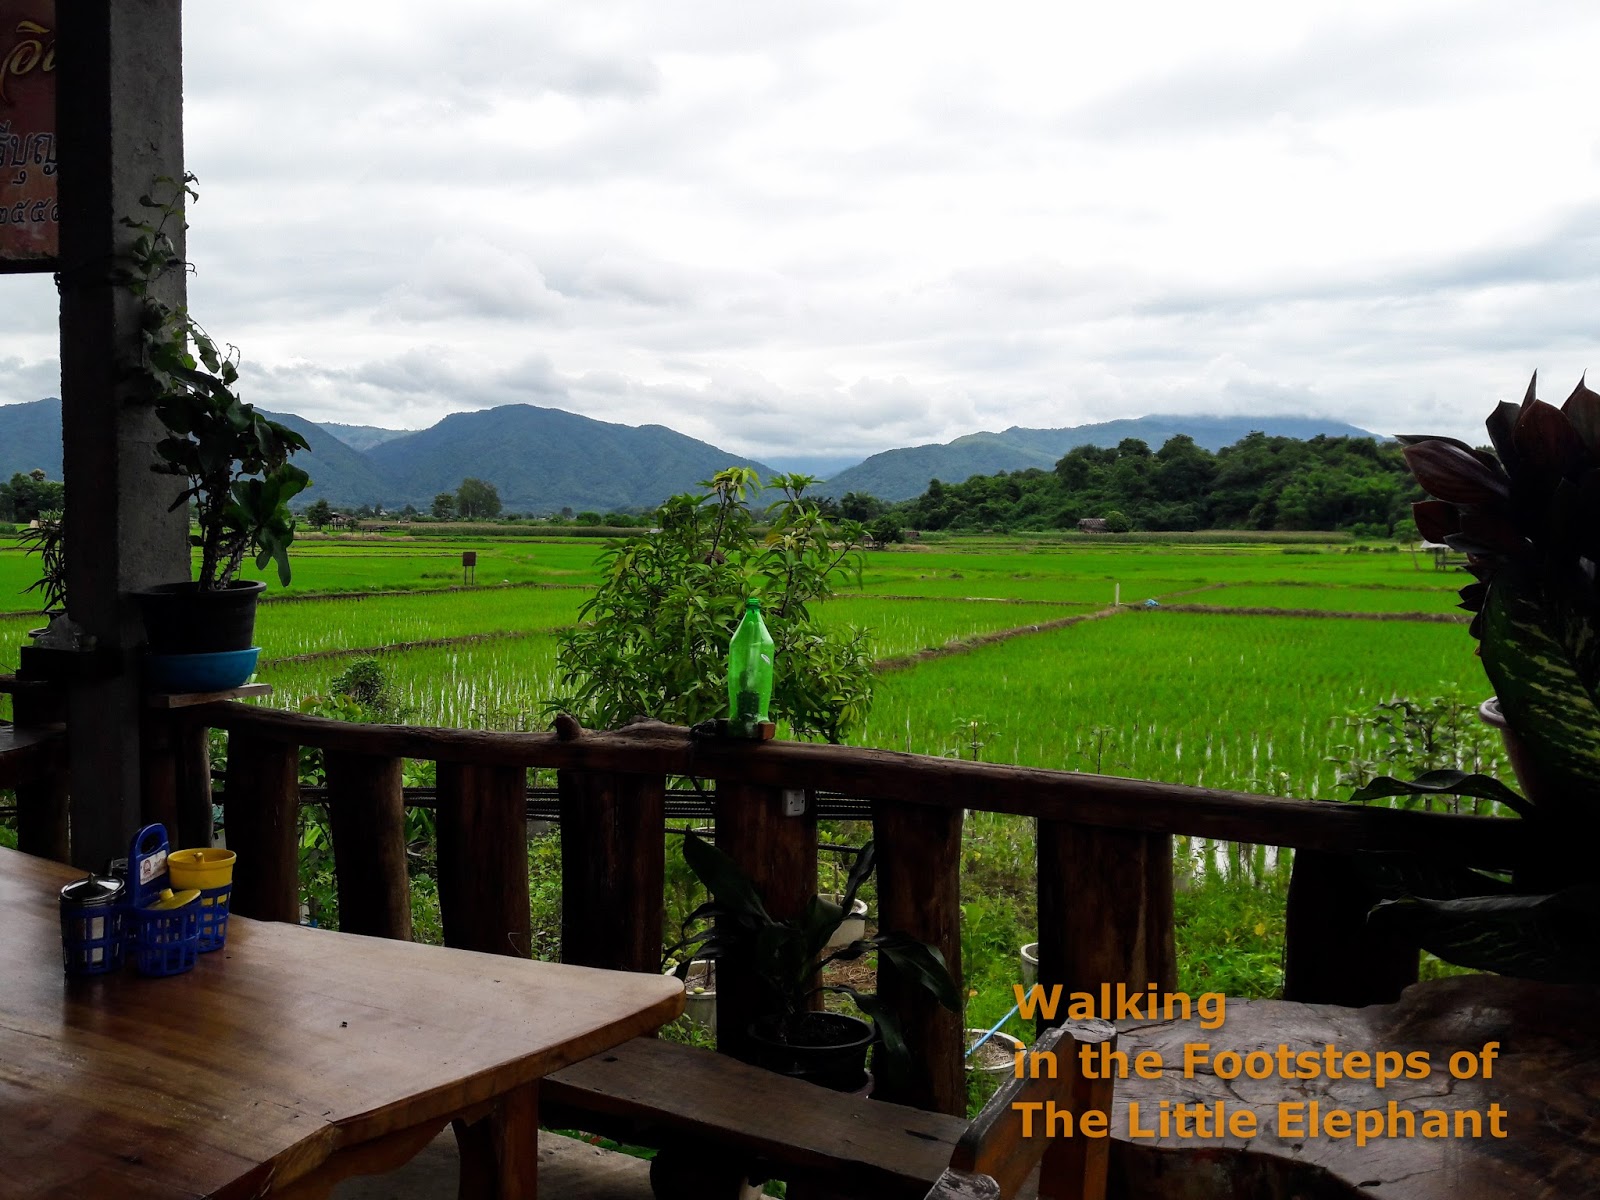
[5,0,1600,460]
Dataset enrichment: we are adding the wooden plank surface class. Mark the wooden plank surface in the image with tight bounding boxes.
[715,781,817,1061]
[225,733,302,923]
[325,750,412,941]
[0,847,682,1199]
[1110,975,1600,1200]
[6,719,67,859]
[0,724,62,789]
[145,682,273,709]
[1036,821,1177,1010]
[188,708,1519,863]
[544,1034,968,1198]
[558,768,666,973]
[951,1021,1116,1200]
[436,761,532,957]
[873,798,964,1114]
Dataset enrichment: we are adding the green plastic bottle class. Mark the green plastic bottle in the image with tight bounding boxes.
[727,597,774,735]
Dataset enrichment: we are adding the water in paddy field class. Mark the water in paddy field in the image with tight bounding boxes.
[1176,838,1285,886]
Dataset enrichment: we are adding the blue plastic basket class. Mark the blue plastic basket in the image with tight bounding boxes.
[60,876,127,977]
[132,897,200,977]
[194,883,231,952]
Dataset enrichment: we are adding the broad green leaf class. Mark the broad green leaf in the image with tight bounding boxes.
[1368,886,1600,983]
[681,831,771,925]
[1480,564,1600,820]
[872,931,961,1012]
[1356,852,1516,903]
[1350,770,1530,817]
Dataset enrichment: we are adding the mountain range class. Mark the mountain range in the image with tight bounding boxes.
[0,399,1379,512]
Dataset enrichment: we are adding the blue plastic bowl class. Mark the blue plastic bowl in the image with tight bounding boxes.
[145,647,260,693]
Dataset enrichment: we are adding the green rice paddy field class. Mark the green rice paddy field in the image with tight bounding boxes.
[5,533,1497,1026]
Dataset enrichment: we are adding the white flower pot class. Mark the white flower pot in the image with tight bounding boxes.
[1020,941,1038,989]
[966,1028,1024,1075]
[665,959,717,1034]
[820,894,869,951]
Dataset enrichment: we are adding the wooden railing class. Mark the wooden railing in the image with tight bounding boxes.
[17,701,1523,1118]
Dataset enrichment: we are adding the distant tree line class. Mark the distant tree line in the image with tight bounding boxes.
[297,476,658,530]
[863,433,1423,536]
[0,470,65,524]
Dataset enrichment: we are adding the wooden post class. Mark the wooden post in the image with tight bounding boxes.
[436,761,530,957]
[715,781,816,1061]
[11,679,68,861]
[1036,821,1176,1026]
[558,768,665,972]
[325,750,412,942]
[872,799,965,1115]
[139,709,179,836]
[56,0,191,871]
[453,1081,538,1199]
[225,733,301,923]
[173,722,215,850]
[1284,848,1418,1006]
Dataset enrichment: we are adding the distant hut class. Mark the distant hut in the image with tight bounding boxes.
[1078,517,1110,534]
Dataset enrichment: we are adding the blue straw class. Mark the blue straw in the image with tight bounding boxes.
[964,1002,1021,1059]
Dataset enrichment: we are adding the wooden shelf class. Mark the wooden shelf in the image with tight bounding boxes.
[146,683,273,710]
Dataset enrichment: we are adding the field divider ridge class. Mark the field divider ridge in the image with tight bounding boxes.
[874,606,1126,673]
[1153,604,1468,623]
[263,628,562,666]
[260,580,590,606]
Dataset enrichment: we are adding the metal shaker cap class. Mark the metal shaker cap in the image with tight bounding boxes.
[60,875,126,909]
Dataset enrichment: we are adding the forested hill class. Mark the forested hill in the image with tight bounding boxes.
[817,414,1379,501]
[0,398,774,514]
[886,432,1422,535]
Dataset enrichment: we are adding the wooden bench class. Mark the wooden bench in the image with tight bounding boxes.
[544,1020,1116,1200]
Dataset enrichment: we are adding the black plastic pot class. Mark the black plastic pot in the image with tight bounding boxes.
[134,581,266,654]
[747,1012,873,1092]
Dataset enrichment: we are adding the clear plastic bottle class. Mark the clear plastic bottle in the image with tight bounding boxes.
[727,597,774,735]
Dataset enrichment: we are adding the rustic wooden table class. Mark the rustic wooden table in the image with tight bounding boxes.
[0,846,683,1199]
[1109,974,1600,1199]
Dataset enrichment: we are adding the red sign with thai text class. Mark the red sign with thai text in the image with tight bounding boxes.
[0,1,56,269]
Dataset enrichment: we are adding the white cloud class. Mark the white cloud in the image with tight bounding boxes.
[4,0,1600,453]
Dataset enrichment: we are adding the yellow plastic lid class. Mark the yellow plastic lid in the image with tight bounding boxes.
[144,888,201,911]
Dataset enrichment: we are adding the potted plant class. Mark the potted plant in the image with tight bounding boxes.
[121,177,310,685]
[14,510,95,680]
[668,831,960,1092]
[1352,374,1600,982]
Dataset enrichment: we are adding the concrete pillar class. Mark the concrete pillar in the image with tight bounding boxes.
[56,1,189,869]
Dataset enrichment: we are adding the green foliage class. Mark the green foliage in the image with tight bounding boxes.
[19,509,65,615]
[1172,869,1287,998]
[431,492,455,519]
[1365,377,1600,982]
[0,470,64,524]
[330,657,395,712]
[839,492,888,522]
[456,477,502,520]
[1327,689,1508,801]
[667,831,959,1085]
[897,432,1419,535]
[867,514,904,546]
[946,715,999,762]
[122,175,310,589]
[303,499,333,530]
[551,469,875,742]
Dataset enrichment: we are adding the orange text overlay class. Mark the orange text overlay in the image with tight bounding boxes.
[1010,987,1507,1144]
[1012,1099,1509,1146]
